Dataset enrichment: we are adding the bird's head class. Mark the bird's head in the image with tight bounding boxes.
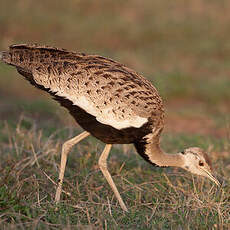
[181,147,220,186]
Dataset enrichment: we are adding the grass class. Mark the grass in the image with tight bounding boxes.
[0,0,230,229]
[0,117,229,229]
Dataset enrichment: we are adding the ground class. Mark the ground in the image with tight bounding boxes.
[0,0,229,229]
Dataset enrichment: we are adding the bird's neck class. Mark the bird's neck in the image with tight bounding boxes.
[146,143,184,167]
[135,133,185,168]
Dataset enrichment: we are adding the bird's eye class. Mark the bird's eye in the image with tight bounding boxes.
[181,150,185,154]
[199,161,204,166]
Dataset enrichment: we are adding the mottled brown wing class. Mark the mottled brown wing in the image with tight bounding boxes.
[1,44,165,130]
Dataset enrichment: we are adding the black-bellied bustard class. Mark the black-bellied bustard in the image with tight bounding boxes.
[0,44,220,212]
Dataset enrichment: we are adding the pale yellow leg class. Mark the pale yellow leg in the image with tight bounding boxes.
[55,131,90,203]
[98,144,128,212]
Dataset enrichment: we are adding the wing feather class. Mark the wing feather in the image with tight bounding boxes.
[2,44,165,130]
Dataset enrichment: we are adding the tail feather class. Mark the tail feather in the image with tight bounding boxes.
[0,51,10,63]
[0,44,80,86]
[1,44,78,69]
[0,44,60,70]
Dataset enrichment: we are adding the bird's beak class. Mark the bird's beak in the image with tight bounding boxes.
[202,168,220,187]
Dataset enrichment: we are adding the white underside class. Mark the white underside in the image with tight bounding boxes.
[32,71,148,130]
[55,91,148,130]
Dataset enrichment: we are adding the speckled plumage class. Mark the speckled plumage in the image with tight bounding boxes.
[2,44,164,149]
[1,44,219,212]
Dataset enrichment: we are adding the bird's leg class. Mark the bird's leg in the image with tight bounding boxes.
[55,131,90,203]
[98,144,128,212]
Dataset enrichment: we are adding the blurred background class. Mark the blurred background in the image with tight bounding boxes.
[0,1,229,228]
[0,0,229,151]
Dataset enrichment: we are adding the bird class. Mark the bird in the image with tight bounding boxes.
[0,44,220,212]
